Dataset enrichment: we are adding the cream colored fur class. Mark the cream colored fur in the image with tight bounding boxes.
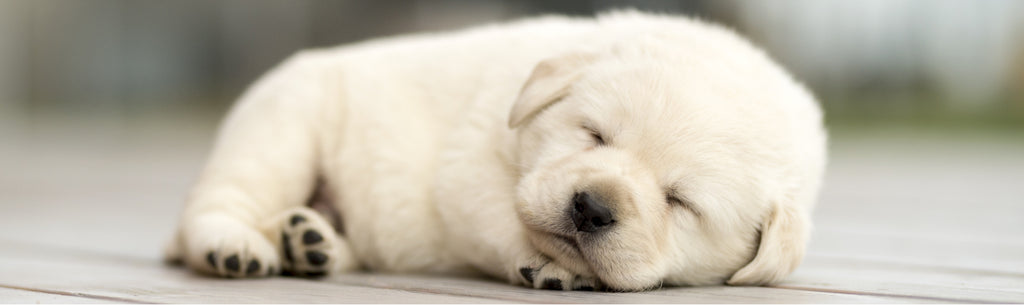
[166,11,827,291]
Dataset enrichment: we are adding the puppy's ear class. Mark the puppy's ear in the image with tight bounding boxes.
[727,202,809,286]
[508,52,597,128]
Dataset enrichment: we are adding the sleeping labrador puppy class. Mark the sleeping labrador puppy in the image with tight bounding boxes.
[165,11,827,291]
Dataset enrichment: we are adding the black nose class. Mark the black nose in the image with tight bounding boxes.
[571,192,615,232]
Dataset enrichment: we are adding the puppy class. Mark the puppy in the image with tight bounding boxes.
[165,11,827,291]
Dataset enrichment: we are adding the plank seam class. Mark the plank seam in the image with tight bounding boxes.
[325,279,562,303]
[807,254,1024,278]
[774,284,1008,304]
[0,283,159,304]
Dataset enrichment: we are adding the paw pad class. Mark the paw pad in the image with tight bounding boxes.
[302,230,323,245]
[290,215,307,226]
[541,278,563,290]
[225,254,241,272]
[204,250,269,278]
[306,251,328,266]
[246,260,260,275]
[206,252,217,268]
[279,210,342,278]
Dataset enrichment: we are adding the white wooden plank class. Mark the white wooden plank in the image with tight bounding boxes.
[324,271,923,303]
[787,133,1024,303]
[0,115,208,260]
[0,242,505,303]
[3,114,1024,303]
[808,228,1024,275]
[643,285,937,304]
[0,286,117,303]
[0,183,182,261]
[0,240,922,303]
[782,256,1024,303]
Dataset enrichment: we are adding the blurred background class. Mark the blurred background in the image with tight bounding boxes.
[3,0,1024,126]
[0,0,1021,261]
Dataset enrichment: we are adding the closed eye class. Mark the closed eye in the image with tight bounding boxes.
[666,192,701,218]
[583,125,606,146]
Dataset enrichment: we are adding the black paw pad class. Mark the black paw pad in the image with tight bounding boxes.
[282,232,295,263]
[541,278,563,290]
[306,251,328,266]
[302,230,323,245]
[246,260,260,275]
[519,267,535,284]
[225,254,240,272]
[575,286,594,291]
[206,251,217,268]
[290,215,307,226]
[304,271,327,277]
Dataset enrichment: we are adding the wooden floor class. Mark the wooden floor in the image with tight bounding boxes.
[1,117,1022,303]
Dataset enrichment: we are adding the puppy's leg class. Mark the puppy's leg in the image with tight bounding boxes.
[510,242,602,291]
[171,53,347,278]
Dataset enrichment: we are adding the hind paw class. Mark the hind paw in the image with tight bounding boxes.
[274,207,355,277]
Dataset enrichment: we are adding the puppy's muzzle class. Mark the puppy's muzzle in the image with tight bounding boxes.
[571,192,615,233]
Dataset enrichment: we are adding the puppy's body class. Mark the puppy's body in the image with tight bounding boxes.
[311,17,593,275]
[168,12,826,291]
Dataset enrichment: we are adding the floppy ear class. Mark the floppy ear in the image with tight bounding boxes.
[727,202,810,286]
[507,52,597,128]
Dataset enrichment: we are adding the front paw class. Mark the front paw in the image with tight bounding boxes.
[515,254,600,291]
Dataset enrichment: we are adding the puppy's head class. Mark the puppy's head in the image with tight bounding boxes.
[508,41,822,291]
